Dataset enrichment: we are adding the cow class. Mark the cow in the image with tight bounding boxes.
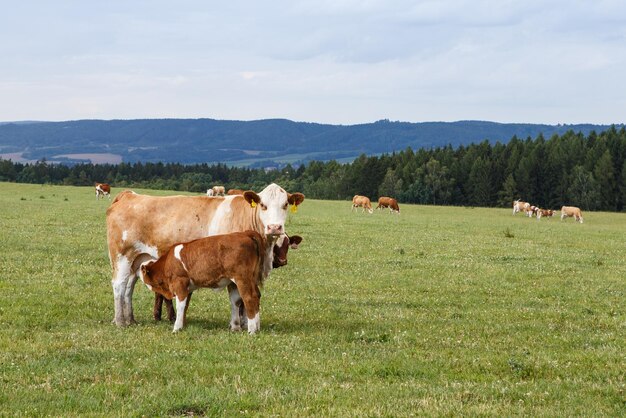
[512,200,529,215]
[227,189,245,195]
[376,196,400,214]
[537,209,556,220]
[153,233,303,323]
[526,205,539,218]
[95,183,111,200]
[352,195,373,214]
[140,231,276,333]
[206,189,214,197]
[211,186,226,196]
[561,206,584,223]
[106,183,305,327]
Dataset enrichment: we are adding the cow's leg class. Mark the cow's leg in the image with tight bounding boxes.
[170,279,190,332]
[173,295,189,333]
[165,297,176,322]
[239,282,261,334]
[560,213,565,221]
[153,293,163,321]
[123,275,139,325]
[111,256,132,326]
[228,283,244,331]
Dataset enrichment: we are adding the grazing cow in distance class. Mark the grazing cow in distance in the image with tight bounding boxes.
[537,209,556,220]
[95,183,111,200]
[513,200,530,215]
[206,189,214,197]
[154,233,303,323]
[561,206,584,223]
[376,196,400,214]
[140,231,271,333]
[211,186,226,196]
[227,189,245,195]
[106,183,305,327]
[526,205,539,218]
[352,195,373,214]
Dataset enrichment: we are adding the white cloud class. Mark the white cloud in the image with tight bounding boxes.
[0,1,625,124]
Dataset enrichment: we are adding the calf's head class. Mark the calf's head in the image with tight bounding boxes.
[273,234,303,268]
[243,183,304,236]
[139,260,174,300]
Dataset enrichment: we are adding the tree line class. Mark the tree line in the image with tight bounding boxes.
[2,127,625,211]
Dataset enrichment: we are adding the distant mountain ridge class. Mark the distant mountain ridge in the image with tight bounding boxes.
[0,118,622,167]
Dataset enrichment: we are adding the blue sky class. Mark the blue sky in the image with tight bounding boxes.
[1,1,625,124]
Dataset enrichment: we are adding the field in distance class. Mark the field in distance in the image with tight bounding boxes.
[0,182,624,416]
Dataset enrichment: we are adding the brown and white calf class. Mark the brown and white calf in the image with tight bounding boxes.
[376,196,400,214]
[352,195,373,214]
[154,234,303,323]
[140,231,273,333]
[512,200,529,215]
[526,205,539,218]
[95,183,111,200]
[561,206,584,223]
[537,209,556,220]
[106,183,304,326]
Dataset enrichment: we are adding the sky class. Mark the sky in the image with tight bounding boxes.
[1,0,625,125]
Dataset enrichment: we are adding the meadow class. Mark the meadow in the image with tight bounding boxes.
[0,182,624,417]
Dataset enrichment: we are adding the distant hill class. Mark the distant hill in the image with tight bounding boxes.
[0,118,622,167]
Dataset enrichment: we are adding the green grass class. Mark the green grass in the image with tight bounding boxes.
[1,182,624,416]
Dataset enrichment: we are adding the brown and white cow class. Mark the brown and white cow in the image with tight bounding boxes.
[537,209,556,220]
[512,200,529,215]
[526,205,539,218]
[140,231,274,333]
[352,195,373,214]
[106,183,304,327]
[560,206,584,223]
[376,196,400,214]
[227,189,245,195]
[95,183,111,200]
[154,233,303,323]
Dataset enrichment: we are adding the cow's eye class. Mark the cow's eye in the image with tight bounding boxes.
[283,203,289,210]
[260,203,267,210]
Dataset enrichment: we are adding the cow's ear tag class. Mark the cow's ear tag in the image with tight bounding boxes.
[251,201,257,208]
[290,204,298,213]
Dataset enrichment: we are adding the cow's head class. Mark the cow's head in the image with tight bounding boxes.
[243,183,305,236]
[273,234,303,268]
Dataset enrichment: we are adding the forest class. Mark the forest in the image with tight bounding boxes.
[2,127,625,211]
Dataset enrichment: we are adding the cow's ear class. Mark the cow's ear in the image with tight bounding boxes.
[289,235,303,249]
[243,191,261,207]
[288,192,305,206]
[140,263,150,278]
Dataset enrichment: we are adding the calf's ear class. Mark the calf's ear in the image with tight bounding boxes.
[243,191,261,207]
[288,192,305,206]
[289,235,303,249]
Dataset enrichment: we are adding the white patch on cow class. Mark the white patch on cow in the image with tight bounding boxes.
[122,230,128,242]
[138,260,153,290]
[208,196,236,235]
[173,244,190,272]
[173,296,188,332]
[133,241,158,258]
[257,184,289,235]
[247,312,260,334]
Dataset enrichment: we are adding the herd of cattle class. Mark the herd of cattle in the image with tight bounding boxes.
[351,195,400,214]
[512,199,584,223]
[95,182,585,335]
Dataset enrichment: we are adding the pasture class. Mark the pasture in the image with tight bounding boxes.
[0,182,624,416]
